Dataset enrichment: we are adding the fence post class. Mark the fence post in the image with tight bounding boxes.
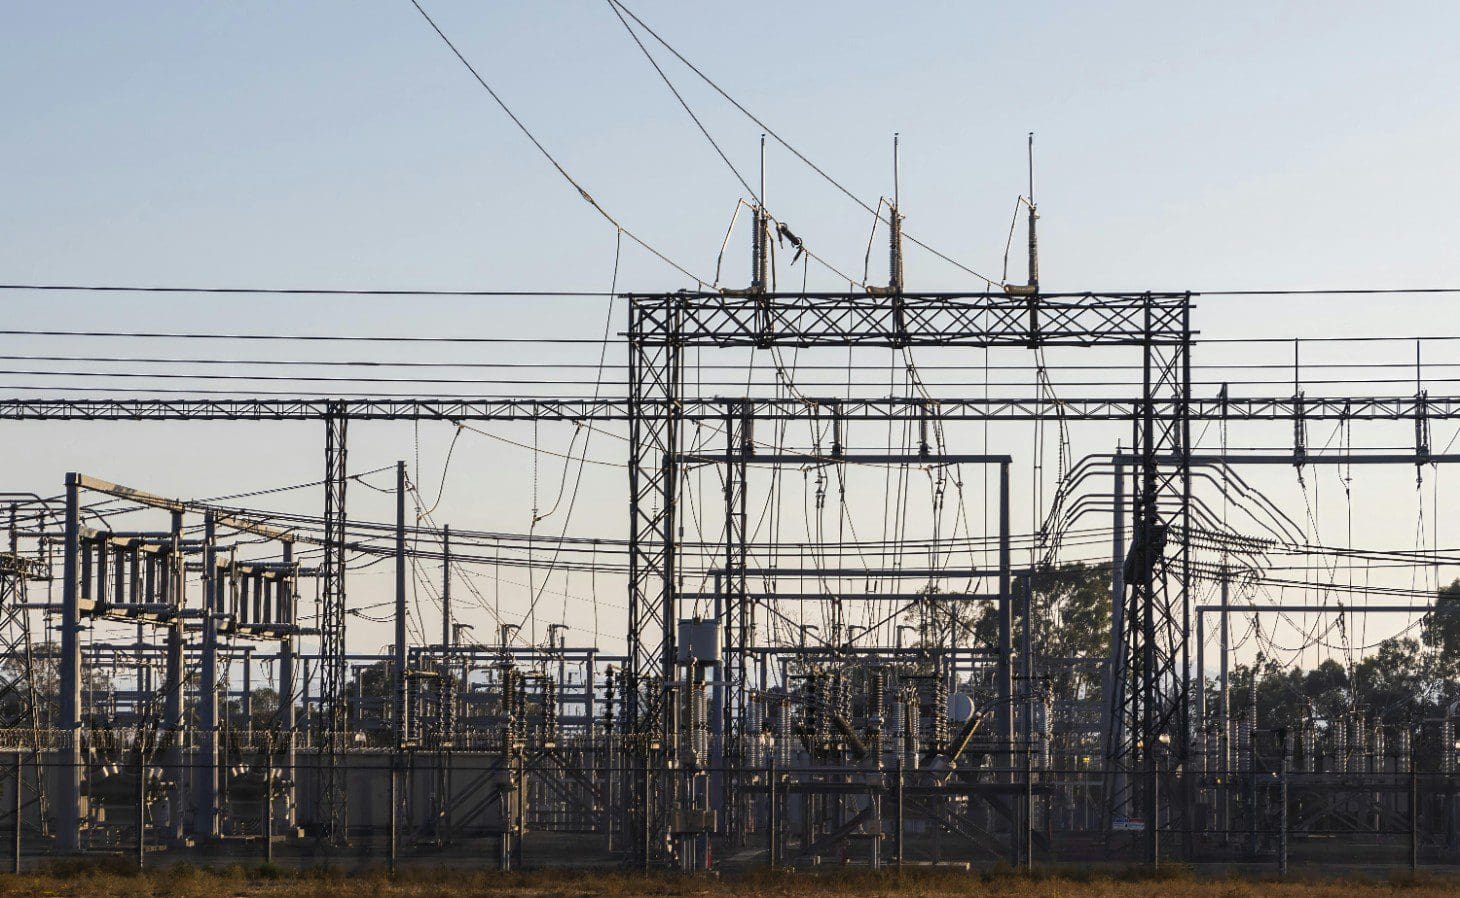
[894,755,904,870]
[265,756,275,865]
[388,759,399,874]
[11,750,21,874]
[1278,728,1288,876]
[135,745,146,871]
[1412,749,1420,872]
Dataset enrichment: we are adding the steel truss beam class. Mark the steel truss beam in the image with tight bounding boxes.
[623,291,1189,347]
[1,394,1455,422]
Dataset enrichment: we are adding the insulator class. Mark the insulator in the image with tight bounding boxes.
[513,675,528,744]
[887,692,904,757]
[797,679,814,746]
[689,682,709,766]
[931,677,949,754]
[500,666,520,746]
[1040,696,1053,769]
[501,667,516,716]
[748,693,765,740]
[1302,725,1317,773]
[603,668,616,733]
[902,691,920,770]
[542,676,559,745]
[867,668,885,728]
[889,206,903,291]
[1443,718,1455,774]
[773,694,792,767]
[1237,718,1253,771]
[815,675,832,747]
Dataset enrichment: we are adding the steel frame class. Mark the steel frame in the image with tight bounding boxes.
[1,394,1456,422]
[626,289,1195,865]
[318,406,349,842]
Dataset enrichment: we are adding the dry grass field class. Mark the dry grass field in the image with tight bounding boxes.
[0,865,1457,898]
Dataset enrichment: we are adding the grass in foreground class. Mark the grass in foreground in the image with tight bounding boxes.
[0,864,1456,898]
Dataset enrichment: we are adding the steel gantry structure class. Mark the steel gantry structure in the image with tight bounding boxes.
[625,290,1192,864]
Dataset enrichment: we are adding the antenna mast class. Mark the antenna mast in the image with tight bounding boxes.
[889,132,904,293]
[1026,131,1039,293]
[869,134,905,296]
[752,133,769,292]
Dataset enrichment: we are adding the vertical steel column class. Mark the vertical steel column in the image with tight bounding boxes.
[1105,460,1127,813]
[318,406,349,842]
[134,738,146,870]
[627,294,681,865]
[997,461,1013,775]
[1139,297,1160,865]
[278,539,297,829]
[57,473,81,851]
[439,525,453,841]
[723,402,749,820]
[709,582,725,821]
[196,514,220,838]
[1178,296,1194,859]
[162,511,186,842]
[1219,566,1231,833]
[1195,613,1205,757]
[394,461,408,749]
[441,525,453,745]
[1108,293,1192,861]
[391,461,407,861]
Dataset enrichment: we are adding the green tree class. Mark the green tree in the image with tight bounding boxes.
[968,561,1111,699]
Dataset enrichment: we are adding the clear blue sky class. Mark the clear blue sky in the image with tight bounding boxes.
[3,2,1459,660]
[6,2,1459,299]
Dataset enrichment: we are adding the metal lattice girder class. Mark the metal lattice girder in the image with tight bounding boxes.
[626,300,682,867]
[0,394,1456,422]
[626,291,1189,347]
[627,303,680,735]
[0,551,49,838]
[0,554,42,733]
[723,405,750,752]
[1106,299,1193,862]
[317,406,349,842]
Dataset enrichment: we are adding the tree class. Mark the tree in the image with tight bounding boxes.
[969,561,1111,699]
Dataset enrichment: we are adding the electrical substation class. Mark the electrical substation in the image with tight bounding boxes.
[5,1,1460,880]
[6,209,1460,874]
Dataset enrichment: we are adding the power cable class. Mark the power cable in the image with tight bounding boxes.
[406,0,710,286]
[0,284,611,297]
[604,0,1000,287]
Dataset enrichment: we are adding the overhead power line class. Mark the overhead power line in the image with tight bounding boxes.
[0,284,613,297]
[0,329,605,344]
[1197,287,1460,296]
[604,0,1000,287]
[406,0,710,286]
